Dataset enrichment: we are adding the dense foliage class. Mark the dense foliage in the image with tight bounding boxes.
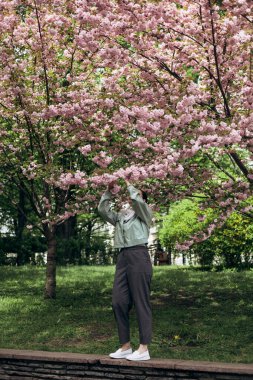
[159,199,253,268]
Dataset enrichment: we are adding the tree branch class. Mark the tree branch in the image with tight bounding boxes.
[34,0,50,106]
[208,0,231,117]
[204,152,236,181]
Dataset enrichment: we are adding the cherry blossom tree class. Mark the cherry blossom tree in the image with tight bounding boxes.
[78,0,253,250]
[0,0,252,297]
[0,0,118,298]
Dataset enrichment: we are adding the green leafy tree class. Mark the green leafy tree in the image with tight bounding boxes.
[194,213,253,269]
[159,199,253,268]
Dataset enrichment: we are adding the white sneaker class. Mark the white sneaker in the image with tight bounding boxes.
[109,347,133,359]
[126,349,150,361]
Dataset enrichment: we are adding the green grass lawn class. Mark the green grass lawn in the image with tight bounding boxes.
[0,265,252,363]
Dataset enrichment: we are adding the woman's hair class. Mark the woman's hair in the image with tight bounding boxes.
[141,190,148,203]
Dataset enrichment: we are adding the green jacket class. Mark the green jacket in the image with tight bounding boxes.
[98,185,153,248]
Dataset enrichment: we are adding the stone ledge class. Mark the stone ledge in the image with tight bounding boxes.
[0,348,253,376]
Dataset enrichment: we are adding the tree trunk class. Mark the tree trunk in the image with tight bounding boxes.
[167,246,172,265]
[85,220,93,264]
[56,215,76,239]
[55,215,80,264]
[43,224,57,299]
[15,186,27,266]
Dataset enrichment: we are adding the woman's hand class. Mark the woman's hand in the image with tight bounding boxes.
[125,178,131,187]
[107,181,116,191]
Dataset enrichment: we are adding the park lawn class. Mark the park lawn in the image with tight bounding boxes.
[0,265,252,364]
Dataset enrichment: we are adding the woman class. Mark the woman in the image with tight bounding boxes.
[98,178,153,361]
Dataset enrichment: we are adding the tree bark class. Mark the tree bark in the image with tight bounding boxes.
[85,220,93,264]
[43,224,57,299]
[56,215,76,239]
[15,186,27,266]
[167,246,172,265]
[55,215,80,264]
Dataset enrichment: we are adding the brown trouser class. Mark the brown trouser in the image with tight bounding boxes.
[112,245,153,345]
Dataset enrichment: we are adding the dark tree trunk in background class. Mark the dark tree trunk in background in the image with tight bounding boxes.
[55,215,81,264]
[84,219,93,264]
[167,246,172,265]
[56,215,76,239]
[44,224,57,299]
[15,186,27,266]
